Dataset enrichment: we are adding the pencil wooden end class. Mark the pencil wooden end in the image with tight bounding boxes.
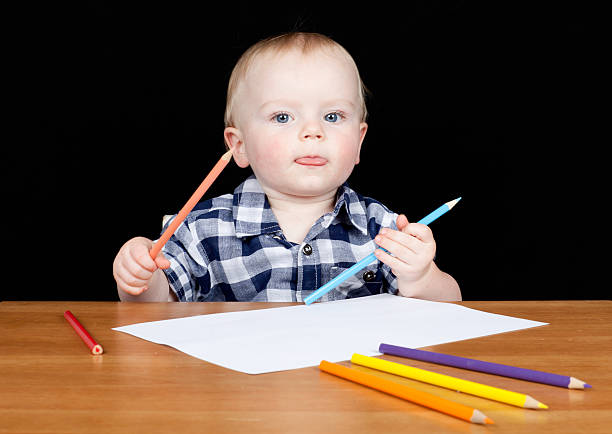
[569,377,591,389]
[446,197,462,209]
[471,410,494,425]
[524,395,548,409]
[221,149,233,161]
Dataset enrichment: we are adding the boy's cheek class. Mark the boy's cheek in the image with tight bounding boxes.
[251,136,290,168]
[333,135,362,165]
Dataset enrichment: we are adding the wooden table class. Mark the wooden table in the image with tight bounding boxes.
[1,301,611,433]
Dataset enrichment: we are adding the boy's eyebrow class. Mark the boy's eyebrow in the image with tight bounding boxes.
[258,99,356,111]
[258,100,298,111]
[324,99,356,108]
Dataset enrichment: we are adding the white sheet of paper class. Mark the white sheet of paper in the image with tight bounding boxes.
[112,294,547,374]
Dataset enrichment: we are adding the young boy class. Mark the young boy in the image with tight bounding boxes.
[113,32,461,302]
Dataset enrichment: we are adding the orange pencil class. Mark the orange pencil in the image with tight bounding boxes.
[64,310,103,355]
[319,361,494,425]
[149,149,233,260]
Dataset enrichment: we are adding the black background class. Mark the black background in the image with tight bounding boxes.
[6,2,604,301]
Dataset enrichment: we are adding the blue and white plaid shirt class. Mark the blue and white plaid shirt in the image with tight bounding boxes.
[161,175,399,302]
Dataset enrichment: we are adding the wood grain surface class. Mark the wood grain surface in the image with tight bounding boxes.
[1,300,610,433]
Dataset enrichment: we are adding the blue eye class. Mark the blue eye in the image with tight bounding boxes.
[274,113,290,123]
[325,112,340,122]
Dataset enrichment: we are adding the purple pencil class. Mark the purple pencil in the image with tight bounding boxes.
[379,343,591,390]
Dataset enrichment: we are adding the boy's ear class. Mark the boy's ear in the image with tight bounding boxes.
[224,127,250,168]
[354,122,368,165]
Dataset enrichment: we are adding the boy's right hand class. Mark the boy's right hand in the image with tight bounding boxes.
[113,237,171,296]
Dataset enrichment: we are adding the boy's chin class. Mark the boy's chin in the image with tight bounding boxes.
[284,179,341,198]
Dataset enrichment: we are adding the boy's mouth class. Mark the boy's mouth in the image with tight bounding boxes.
[295,156,327,166]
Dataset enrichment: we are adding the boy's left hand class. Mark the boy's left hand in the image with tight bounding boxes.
[373,214,436,284]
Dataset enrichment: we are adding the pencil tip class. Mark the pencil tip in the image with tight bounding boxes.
[584,383,592,388]
[538,403,549,409]
[484,417,495,425]
[446,197,462,209]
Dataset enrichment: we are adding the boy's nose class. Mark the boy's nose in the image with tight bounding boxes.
[299,122,324,141]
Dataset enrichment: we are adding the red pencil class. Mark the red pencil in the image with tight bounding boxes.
[64,310,104,355]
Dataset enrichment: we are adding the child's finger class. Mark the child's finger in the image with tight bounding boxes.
[129,243,158,272]
[396,214,409,231]
[374,247,410,275]
[114,265,149,295]
[155,253,171,270]
[395,214,434,242]
[121,256,154,282]
[377,227,422,255]
[115,261,151,288]
[396,214,434,243]
[405,222,434,242]
[117,278,148,296]
[375,231,417,261]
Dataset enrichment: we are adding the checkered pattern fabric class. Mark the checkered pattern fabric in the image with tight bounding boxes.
[161,175,399,302]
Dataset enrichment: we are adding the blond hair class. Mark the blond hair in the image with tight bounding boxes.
[224,32,369,128]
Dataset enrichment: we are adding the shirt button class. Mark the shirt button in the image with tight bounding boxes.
[363,270,376,282]
[302,244,313,256]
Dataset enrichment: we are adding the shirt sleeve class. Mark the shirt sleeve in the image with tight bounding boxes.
[160,216,211,302]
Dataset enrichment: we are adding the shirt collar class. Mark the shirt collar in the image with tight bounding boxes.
[330,182,369,236]
[232,175,369,238]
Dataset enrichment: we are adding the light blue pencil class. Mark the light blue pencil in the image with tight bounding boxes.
[303,197,461,305]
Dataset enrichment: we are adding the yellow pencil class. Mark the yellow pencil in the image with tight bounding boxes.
[351,354,548,410]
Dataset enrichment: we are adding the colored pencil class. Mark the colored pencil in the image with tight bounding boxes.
[64,310,103,355]
[304,198,461,305]
[380,343,591,389]
[351,353,548,409]
[319,360,493,425]
[149,149,233,260]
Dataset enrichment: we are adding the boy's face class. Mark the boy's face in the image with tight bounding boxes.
[225,48,368,200]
